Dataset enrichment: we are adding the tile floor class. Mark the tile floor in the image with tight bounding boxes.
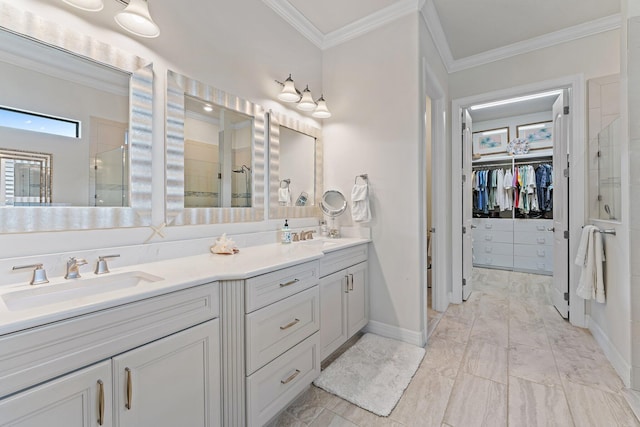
[270,268,640,427]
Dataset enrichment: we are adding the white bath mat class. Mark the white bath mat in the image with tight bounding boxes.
[313,333,425,417]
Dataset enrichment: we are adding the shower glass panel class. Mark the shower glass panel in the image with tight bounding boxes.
[597,117,621,221]
[94,146,128,207]
[0,149,52,206]
[184,159,220,208]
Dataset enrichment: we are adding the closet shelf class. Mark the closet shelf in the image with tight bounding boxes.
[472,149,553,165]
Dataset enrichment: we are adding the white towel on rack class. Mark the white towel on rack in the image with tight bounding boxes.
[351,183,371,222]
[575,225,606,303]
[278,187,291,205]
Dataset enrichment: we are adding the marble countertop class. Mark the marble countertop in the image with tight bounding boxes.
[0,237,369,336]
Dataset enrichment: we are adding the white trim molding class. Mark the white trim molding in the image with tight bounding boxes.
[588,315,632,388]
[364,320,425,348]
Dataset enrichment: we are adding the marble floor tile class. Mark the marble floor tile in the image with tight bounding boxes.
[509,299,544,324]
[509,343,561,386]
[389,370,454,427]
[469,317,509,348]
[443,372,507,427]
[286,386,342,424]
[331,400,405,426]
[563,380,640,427]
[266,410,307,427]
[420,337,466,379]
[508,376,573,427]
[431,316,473,344]
[547,325,605,359]
[555,350,625,394]
[510,317,550,349]
[462,339,508,384]
[308,409,358,427]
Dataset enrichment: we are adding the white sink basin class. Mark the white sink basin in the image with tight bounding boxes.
[2,271,163,312]
[300,239,339,248]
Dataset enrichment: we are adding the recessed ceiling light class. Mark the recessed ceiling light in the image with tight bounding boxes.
[203,104,213,112]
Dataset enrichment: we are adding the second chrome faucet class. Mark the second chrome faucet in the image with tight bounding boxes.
[65,257,88,279]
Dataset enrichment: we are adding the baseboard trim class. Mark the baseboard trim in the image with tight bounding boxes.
[587,315,631,388]
[364,320,425,347]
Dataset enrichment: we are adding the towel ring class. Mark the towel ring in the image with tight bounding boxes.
[354,174,368,184]
[280,179,290,189]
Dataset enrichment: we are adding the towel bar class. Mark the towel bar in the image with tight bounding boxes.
[581,225,616,236]
[354,174,368,184]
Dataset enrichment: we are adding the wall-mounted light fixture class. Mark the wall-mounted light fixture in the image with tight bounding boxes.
[275,74,331,119]
[61,0,160,38]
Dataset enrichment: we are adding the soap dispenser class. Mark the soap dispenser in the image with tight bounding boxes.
[282,219,292,244]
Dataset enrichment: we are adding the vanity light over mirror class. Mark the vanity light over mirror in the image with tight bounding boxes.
[0,4,153,233]
[268,112,323,219]
[166,70,265,225]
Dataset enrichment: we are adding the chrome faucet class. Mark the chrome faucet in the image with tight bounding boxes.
[94,254,120,275]
[12,263,49,285]
[300,230,315,241]
[65,257,88,279]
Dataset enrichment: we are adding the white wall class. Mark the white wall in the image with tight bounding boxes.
[0,0,324,263]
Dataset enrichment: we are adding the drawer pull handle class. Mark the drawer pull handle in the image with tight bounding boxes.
[485,224,492,229]
[485,236,492,241]
[280,318,300,330]
[281,369,301,385]
[537,238,546,244]
[97,380,105,426]
[537,225,545,231]
[280,278,300,287]
[125,367,132,410]
[349,274,354,291]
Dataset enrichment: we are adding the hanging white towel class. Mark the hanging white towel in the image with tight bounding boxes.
[278,187,291,205]
[575,225,606,303]
[351,183,371,222]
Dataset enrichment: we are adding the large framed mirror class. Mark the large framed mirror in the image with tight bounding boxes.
[166,71,265,225]
[268,112,322,219]
[0,4,153,233]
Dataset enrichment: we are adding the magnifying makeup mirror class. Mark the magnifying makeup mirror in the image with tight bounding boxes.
[320,190,347,238]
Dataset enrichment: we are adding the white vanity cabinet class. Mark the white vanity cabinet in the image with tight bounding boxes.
[0,283,221,427]
[318,244,369,360]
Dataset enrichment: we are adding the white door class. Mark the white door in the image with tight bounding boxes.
[347,261,368,337]
[0,361,112,427]
[113,320,221,427]
[462,109,474,300]
[319,270,349,360]
[551,91,570,318]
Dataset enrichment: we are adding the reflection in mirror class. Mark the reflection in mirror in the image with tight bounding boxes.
[0,4,153,233]
[268,112,323,219]
[166,70,265,225]
[184,97,253,208]
[597,117,621,221]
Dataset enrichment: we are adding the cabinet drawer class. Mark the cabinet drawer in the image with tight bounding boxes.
[245,261,319,313]
[0,282,219,399]
[514,219,553,233]
[473,254,513,269]
[473,242,513,256]
[319,244,368,278]
[473,219,513,232]
[513,256,553,274]
[513,231,552,245]
[246,286,319,375]
[246,333,320,427]
[472,230,513,243]
[514,244,553,258]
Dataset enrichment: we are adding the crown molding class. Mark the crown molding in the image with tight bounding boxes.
[263,0,423,50]
[420,0,454,71]
[447,13,622,73]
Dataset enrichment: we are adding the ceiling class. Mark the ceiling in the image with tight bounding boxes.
[263,0,621,72]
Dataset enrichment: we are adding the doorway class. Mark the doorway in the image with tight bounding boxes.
[451,76,586,327]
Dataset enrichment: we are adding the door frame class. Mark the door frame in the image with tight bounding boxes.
[450,74,587,327]
[420,57,448,345]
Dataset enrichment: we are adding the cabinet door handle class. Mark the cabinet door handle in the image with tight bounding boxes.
[349,274,354,291]
[280,318,300,330]
[125,367,132,410]
[344,276,349,293]
[280,278,299,287]
[280,369,301,384]
[97,380,105,426]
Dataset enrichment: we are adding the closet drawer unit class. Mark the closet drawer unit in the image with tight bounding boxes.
[473,230,513,244]
[513,256,553,274]
[473,219,513,232]
[473,241,513,256]
[245,261,319,313]
[473,254,513,269]
[513,219,553,233]
[514,244,553,259]
[246,332,320,427]
[319,244,368,278]
[513,231,552,246]
[245,286,319,375]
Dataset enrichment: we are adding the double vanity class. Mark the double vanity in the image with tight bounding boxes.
[0,238,369,426]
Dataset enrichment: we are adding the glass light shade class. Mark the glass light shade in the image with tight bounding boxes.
[312,95,331,118]
[62,0,104,11]
[278,75,301,102]
[297,86,316,111]
[114,0,160,38]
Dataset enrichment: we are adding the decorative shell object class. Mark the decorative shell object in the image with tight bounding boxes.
[210,233,239,255]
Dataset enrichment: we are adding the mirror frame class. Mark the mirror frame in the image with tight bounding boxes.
[0,4,153,233]
[166,70,265,225]
[268,111,323,219]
